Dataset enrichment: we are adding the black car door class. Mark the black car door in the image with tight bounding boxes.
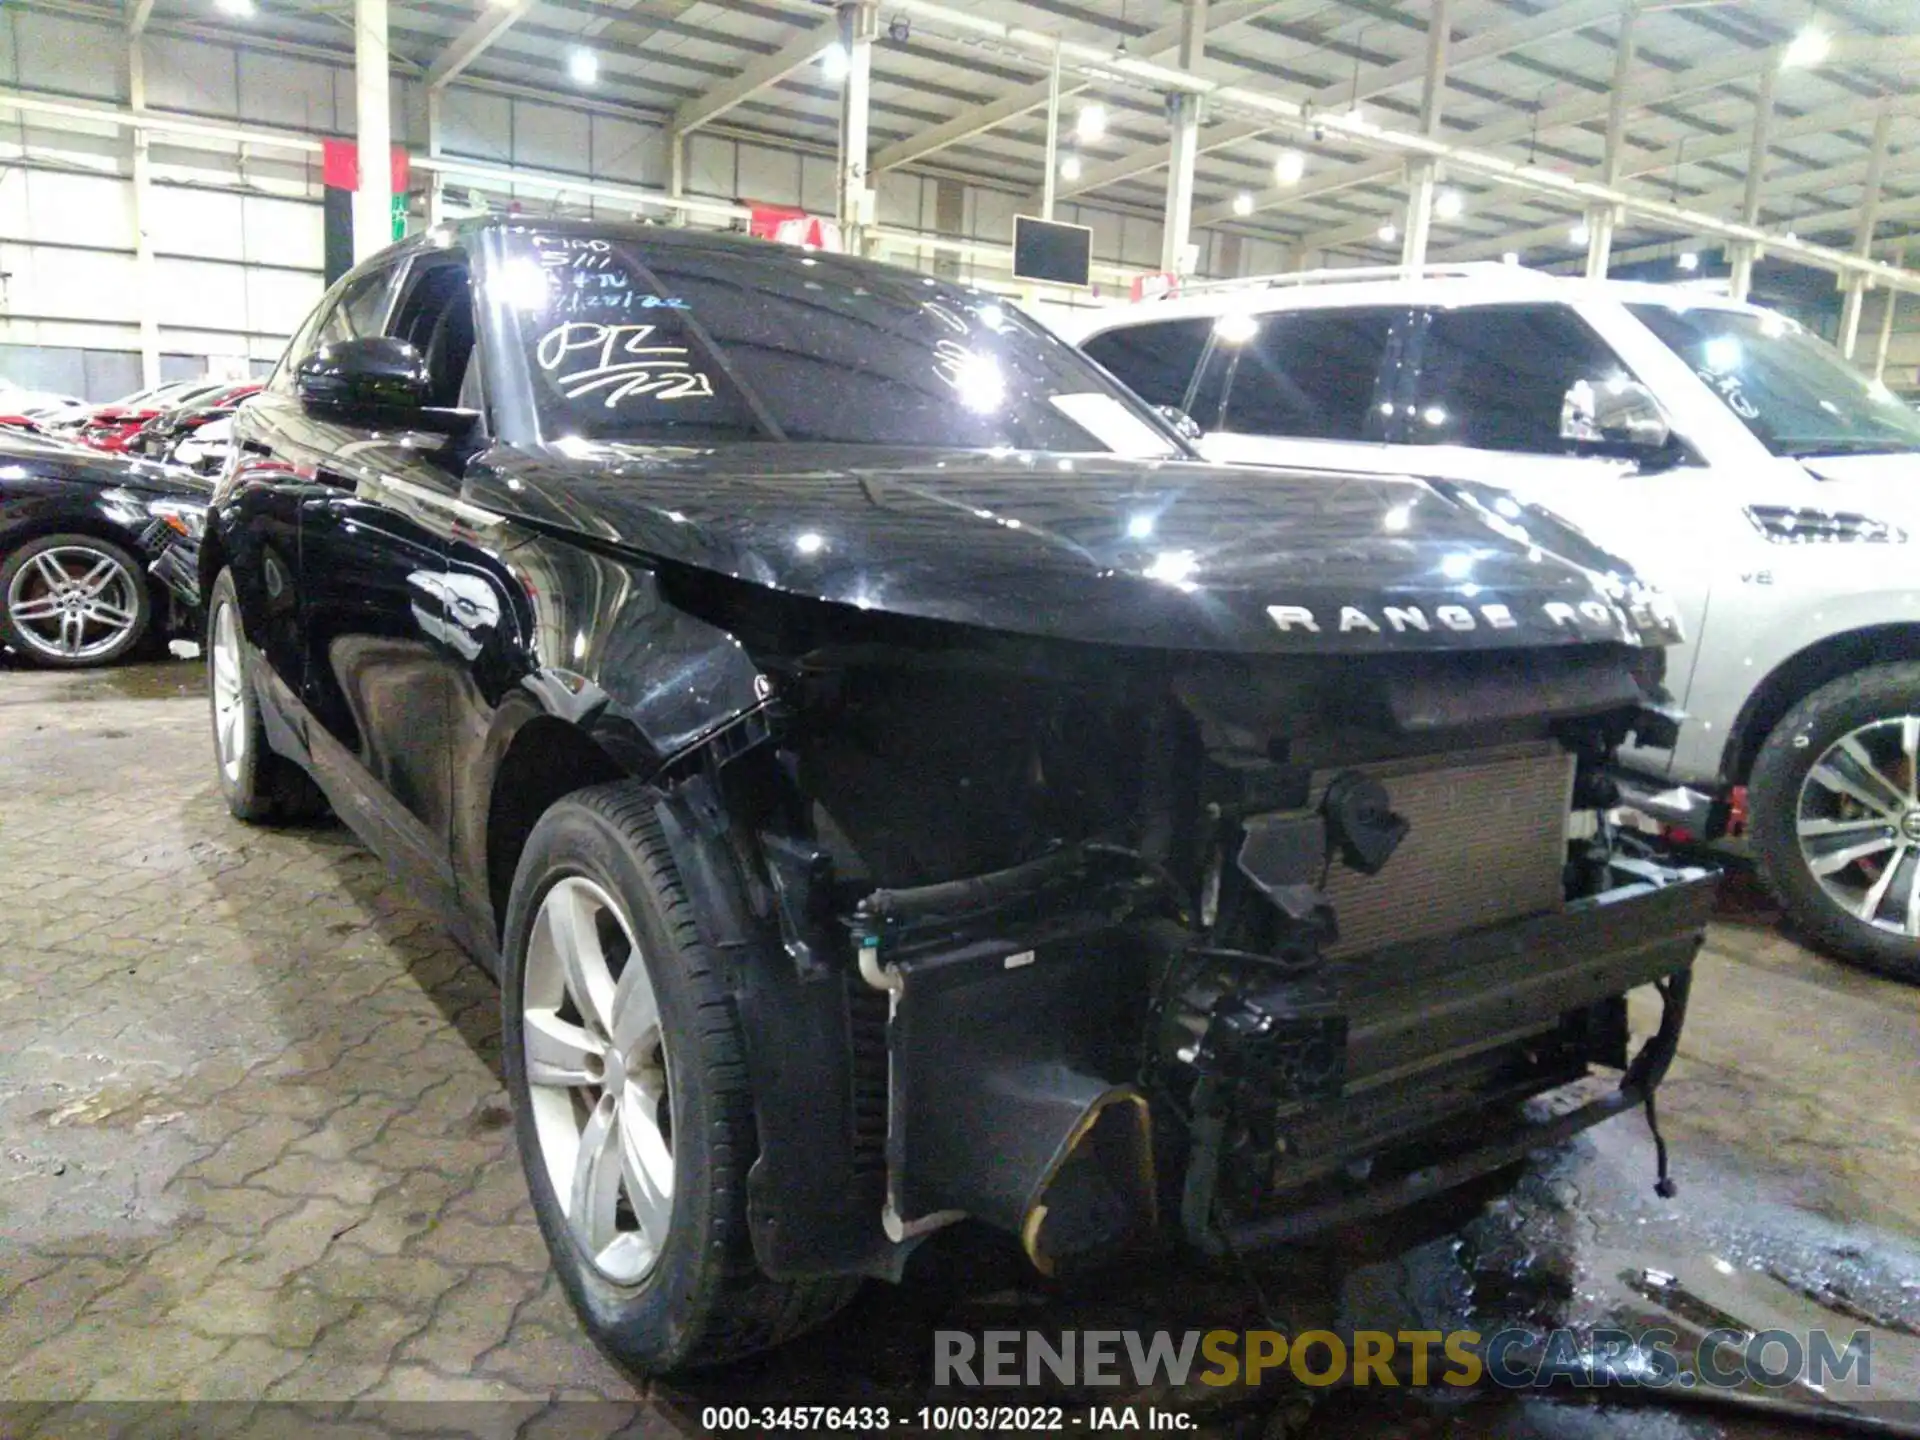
[225,266,398,752]
[278,251,482,905]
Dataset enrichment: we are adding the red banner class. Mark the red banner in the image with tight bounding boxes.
[1131,271,1179,303]
[320,140,411,194]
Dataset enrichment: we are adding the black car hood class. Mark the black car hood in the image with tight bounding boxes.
[469,442,1669,657]
[0,430,210,499]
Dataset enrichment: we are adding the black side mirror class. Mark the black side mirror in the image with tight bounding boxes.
[295,336,431,418]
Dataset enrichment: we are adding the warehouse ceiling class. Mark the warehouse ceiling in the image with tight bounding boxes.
[33,0,1920,267]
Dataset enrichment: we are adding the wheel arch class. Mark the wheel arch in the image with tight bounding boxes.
[1722,623,1920,784]
[483,712,630,944]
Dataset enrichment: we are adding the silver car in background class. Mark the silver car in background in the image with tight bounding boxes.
[1063,265,1920,980]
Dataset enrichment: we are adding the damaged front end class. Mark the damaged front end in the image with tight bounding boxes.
[643,591,1714,1283]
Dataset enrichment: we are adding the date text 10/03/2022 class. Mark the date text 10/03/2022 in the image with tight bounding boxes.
[700,1407,1198,1431]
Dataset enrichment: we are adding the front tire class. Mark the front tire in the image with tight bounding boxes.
[206,569,328,824]
[1751,662,1920,982]
[0,533,150,668]
[500,782,858,1373]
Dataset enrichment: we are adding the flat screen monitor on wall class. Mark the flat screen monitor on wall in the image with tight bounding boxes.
[1012,216,1093,288]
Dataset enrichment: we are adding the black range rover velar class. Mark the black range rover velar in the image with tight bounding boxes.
[200,217,1714,1372]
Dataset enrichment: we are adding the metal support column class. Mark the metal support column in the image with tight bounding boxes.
[1585,0,1636,278]
[353,0,392,261]
[1160,0,1206,276]
[1400,0,1448,271]
[1728,62,1774,302]
[127,31,160,389]
[1041,41,1061,221]
[836,1,876,255]
[1874,240,1906,384]
[424,86,444,229]
[1840,104,1891,358]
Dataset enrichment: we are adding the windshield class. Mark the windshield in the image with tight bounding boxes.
[488,228,1182,457]
[1629,302,1920,458]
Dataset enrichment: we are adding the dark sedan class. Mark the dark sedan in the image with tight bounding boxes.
[0,431,208,666]
[201,218,1713,1373]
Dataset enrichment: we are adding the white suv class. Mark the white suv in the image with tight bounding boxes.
[1061,265,1920,980]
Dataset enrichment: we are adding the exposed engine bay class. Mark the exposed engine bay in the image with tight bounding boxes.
[650,582,1715,1283]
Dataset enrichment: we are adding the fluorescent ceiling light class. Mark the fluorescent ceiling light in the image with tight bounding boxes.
[1782,26,1830,68]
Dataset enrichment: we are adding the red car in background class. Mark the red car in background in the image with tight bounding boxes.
[128,382,262,462]
[71,379,226,453]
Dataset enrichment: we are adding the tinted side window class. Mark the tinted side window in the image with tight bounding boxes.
[271,268,397,394]
[315,269,395,349]
[1219,309,1396,441]
[388,259,476,408]
[1412,305,1624,454]
[1080,319,1213,409]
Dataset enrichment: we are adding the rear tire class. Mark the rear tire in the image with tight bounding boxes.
[206,568,328,824]
[1751,662,1920,983]
[501,782,859,1373]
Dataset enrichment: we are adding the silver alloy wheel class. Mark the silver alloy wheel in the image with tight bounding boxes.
[523,875,674,1284]
[211,599,247,783]
[6,545,141,661]
[1795,715,1920,935]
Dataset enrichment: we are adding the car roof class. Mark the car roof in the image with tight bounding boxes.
[1060,268,1773,340]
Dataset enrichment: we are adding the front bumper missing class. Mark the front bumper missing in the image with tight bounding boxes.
[872,856,1716,1266]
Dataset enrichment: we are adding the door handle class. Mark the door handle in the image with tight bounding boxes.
[314,465,356,492]
[239,438,272,457]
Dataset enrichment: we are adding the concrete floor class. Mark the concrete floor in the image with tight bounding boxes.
[2,655,1918,1439]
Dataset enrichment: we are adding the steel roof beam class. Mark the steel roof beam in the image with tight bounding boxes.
[426,0,537,91]
[1060,0,1616,203]
[869,0,1282,174]
[673,15,839,137]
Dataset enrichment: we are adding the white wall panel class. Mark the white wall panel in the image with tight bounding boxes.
[0,169,24,241]
[875,172,921,229]
[1244,237,1287,274]
[514,101,590,173]
[443,88,514,164]
[4,244,141,323]
[151,184,244,261]
[152,256,263,333]
[0,11,17,88]
[242,195,323,271]
[591,116,662,185]
[736,142,800,207]
[0,320,141,353]
[21,170,135,249]
[971,188,1018,245]
[687,133,734,200]
[236,52,340,133]
[146,36,237,116]
[1120,214,1161,268]
[800,155,836,217]
[12,12,118,100]
[244,267,323,338]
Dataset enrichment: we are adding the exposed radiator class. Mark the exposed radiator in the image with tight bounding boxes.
[1316,741,1574,958]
